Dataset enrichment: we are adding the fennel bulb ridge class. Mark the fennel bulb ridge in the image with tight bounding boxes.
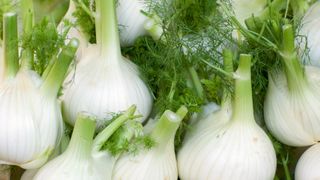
[113,107,188,180]
[62,0,153,129]
[34,106,138,180]
[177,54,277,180]
[0,71,62,169]
[264,67,320,146]
[265,25,320,146]
[0,13,78,169]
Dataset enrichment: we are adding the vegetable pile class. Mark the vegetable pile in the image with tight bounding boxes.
[0,0,320,179]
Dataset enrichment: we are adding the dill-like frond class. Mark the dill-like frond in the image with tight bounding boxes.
[101,117,154,156]
[123,0,235,148]
[22,17,65,75]
[72,0,96,43]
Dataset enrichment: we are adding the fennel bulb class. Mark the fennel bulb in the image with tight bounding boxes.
[178,54,277,180]
[264,67,320,146]
[264,25,320,146]
[20,129,71,180]
[62,0,152,129]
[0,12,78,169]
[34,106,138,180]
[299,1,320,66]
[295,143,320,180]
[113,106,188,180]
[117,0,163,46]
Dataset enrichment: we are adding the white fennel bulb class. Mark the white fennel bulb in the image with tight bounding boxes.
[299,1,320,66]
[113,106,188,180]
[20,129,71,180]
[264,25,320,146]
[178,54,277,180]
[0,12,78,169]
[62,0,153,129]
[34,106,139,180]
[0,70,61,169]
[264,67,320,146]
[117,0,163,46]
[295,143,320,180]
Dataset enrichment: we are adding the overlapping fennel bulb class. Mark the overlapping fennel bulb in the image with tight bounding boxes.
[20,129,71,180]
[295,143,320,180]
[264,25,320,146]
[62,0,153,129]
[299,1,320,66]
[178,54,277,180]
[117,0,163,46]
[34,106,139,180]
[0,12,78,169]
[113,106,188,180]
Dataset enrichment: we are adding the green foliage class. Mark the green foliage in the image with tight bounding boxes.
[22,17,65,75]
[0,0,17,41]
[122,0,235,148]
[102,118,155,156]
[72,0,95,43]
[201,78,223,104]
[124,0,234,113]
[172,0,218,31]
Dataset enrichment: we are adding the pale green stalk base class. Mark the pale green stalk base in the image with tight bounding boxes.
[232,54,254,122]
[280,25,307,92]
[65,114,96,159]
[151,106,188,147]
[20,9,34,71]
[92,105,137,153]
[3,12,19,78]
[41,38,79,97]
[65,106,138,164]
[95,0,122,59]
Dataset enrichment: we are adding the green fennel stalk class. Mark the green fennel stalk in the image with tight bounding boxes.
[3,13,19,78]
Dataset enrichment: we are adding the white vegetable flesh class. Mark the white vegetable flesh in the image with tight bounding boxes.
[178,55,277,180]
[113,107,188,180]
[62,0,153,129]
[295,143,320,180]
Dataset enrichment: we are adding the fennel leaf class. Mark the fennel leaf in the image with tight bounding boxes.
[101,116,155,156]
[22,17,65,75]
[72,0,96,43]
[123,0,234,148]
